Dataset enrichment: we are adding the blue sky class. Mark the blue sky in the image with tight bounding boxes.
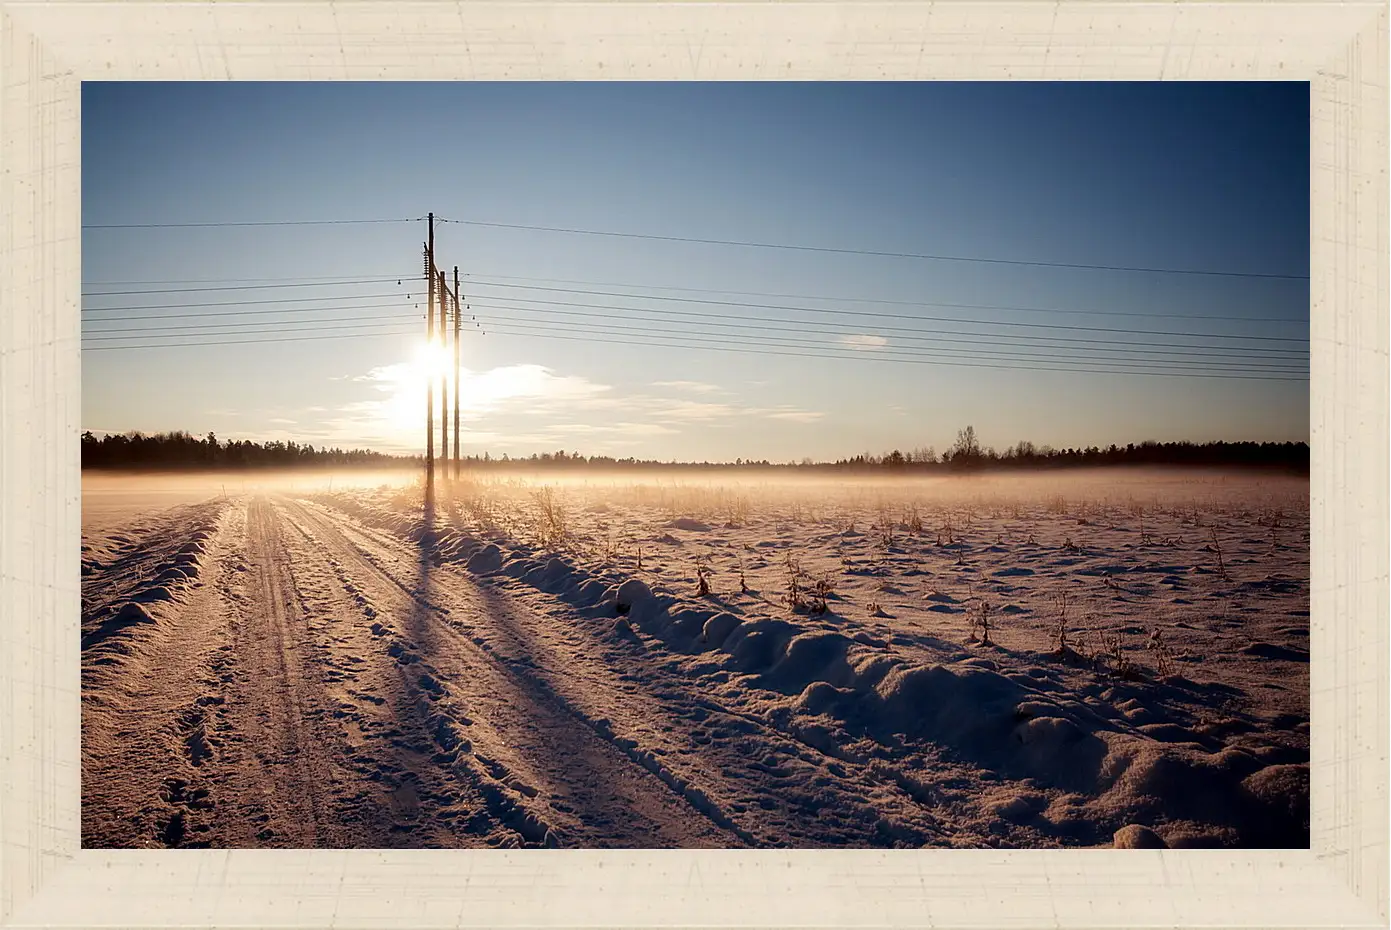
[82,82,1309,461]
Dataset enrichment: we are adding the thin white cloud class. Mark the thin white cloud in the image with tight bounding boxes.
[744,404,824,423]
[653,380,726,395]
[548,422,679,437]
[766,410,824,423]
[840,334,889,350]
[653,400,739,421]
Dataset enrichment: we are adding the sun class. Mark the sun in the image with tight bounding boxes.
[376,341,455,434]
[414,340,450,380]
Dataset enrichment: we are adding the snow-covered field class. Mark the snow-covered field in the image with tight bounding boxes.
[82,469,1309,849]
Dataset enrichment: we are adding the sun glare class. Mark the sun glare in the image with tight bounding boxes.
[374,341,455,435]
[414,340,450,379]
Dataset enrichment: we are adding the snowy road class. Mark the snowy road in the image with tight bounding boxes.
[85,495,753,847]
[82,485,1310,849]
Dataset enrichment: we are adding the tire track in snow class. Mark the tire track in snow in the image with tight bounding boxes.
[82,499,242,848]
[275,503,548,847]
[299,498,950,847]
[282,497,741,848]
[461,577,957,847]
[216,497,362,847]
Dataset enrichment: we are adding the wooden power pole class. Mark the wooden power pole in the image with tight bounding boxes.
[453,266,461,481]
[438,268,449,476]
[425,212,435,490]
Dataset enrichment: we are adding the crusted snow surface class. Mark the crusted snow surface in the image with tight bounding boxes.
[82,470,1309,848]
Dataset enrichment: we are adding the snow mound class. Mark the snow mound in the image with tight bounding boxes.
[1241,763,1309,835]
[796,680,852,716]
[663,608,713,644]
[875,663,1025,746]
[1113,824,1168,848]
[615,578,653,610]
[576,578,612,606]
[700,612,742,647]
[539,557,575,589]
[767,632,855,688]
[466,544,503,573]
[723,618,799,672]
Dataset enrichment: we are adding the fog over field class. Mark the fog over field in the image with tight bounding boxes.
[82,467,1309,849]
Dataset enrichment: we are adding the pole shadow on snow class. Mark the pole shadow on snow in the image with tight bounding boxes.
[345,479,461,847]
[441,560,722,847]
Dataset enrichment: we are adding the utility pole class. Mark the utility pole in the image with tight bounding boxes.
[425,213,435,492]
[453,266,462,481]
[438,268,449,477]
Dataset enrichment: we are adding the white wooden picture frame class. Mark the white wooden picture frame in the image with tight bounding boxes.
[1,2,1385,927]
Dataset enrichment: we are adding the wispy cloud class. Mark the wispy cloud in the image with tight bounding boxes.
[746,404,825,423]
[362,362,612,416]
[292,355,827,456]
[840,334,889,350]
[547,422,679,437]
[765,410,824,423]
[652,400,739,421]
[653,380,726,395]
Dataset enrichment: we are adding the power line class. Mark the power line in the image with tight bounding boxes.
[79,288,1307,360]
[80,212,1304,280]
[83,310,1307,382]
[80,300,418,325]
[463,289,1309,345]
[83,291,413,314]
[83,271,411,288]
[83,277,412,298]
[82,217,424,230]
[439,218,1309,281]
[461,306,1307,372]
[82,328,421,352]
[460,313,1305,374]
[474,323,1309,382]
[82,267,1306,325]
[86,273,1300,348]
[86,277,1303,344]
[84,314,422,336]
[79,292,1305,361]
[462,299,1305,359]
[462,274,1307,325]
[84,319,420,342]
[83,320,1308,380]
[79,270,1306,338]
[83,308,1303,372]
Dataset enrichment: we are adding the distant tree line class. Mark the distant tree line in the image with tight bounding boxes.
[454,428,1308,474]
[82,427,1309,474]
[826,426,1309,473]
[81,431,416,470]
